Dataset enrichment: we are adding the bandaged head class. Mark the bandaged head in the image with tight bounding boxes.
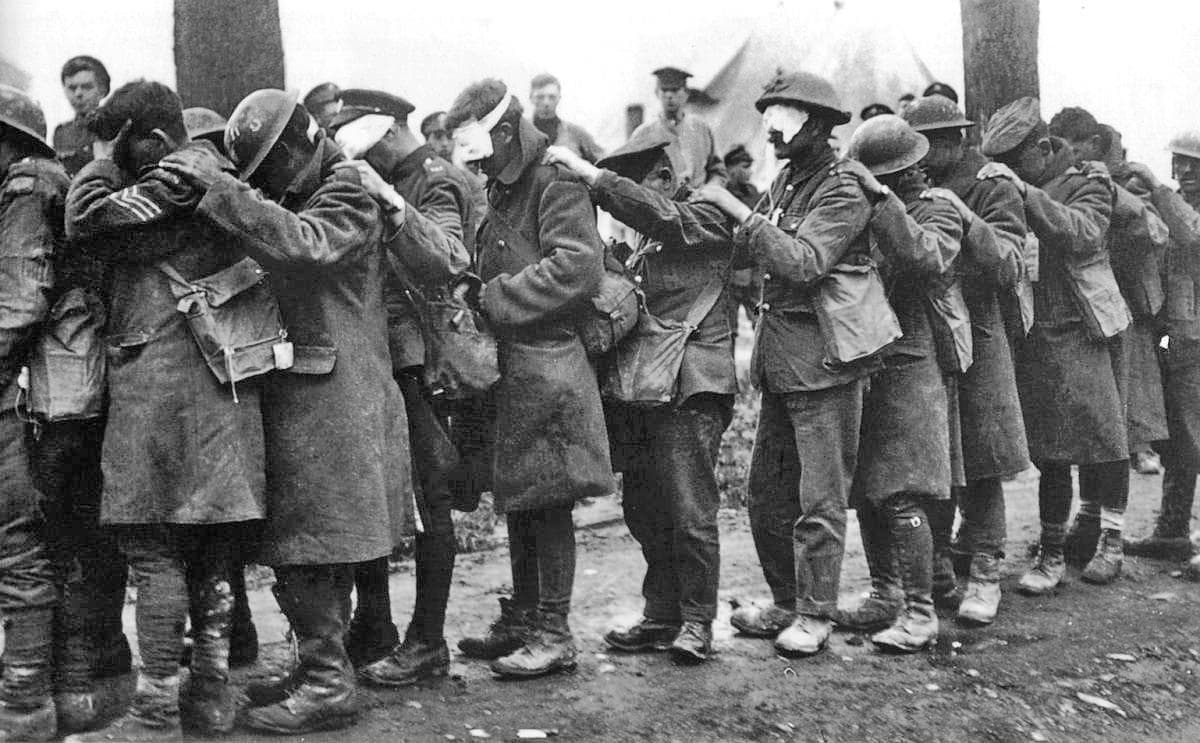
[333,114,394,159]
[762,104,810,145]
[452,91,514,162]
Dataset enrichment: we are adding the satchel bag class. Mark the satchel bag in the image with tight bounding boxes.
[577,243,641,357]
[601,273,725,406]
[1063,251,1132,341]
[814,257,902,365]
[22,288,107,422]
[158,258,291,402]
[926,281,974,374]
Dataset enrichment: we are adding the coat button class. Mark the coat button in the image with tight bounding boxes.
[655,245,663,253]
[762,272,771,281]
[760,302,771,312]
[498,239,507,248]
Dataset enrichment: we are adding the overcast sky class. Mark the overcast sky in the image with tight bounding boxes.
[3,0,1198,178]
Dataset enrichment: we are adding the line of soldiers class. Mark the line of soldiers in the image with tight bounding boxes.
[1,57,1198,743]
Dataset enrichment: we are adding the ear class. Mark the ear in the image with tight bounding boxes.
[494,120,516,146]
[150,128,181,152]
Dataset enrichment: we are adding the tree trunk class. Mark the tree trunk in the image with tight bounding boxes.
[960,0,1039,140]
[174,0,285,116]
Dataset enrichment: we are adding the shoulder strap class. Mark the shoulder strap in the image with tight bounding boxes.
[683,273,727,329]
[157,261,195,299]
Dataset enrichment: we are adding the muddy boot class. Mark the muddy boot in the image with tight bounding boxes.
[490,610,577,678]
[957,553,1001,626]
[344,557,398,669]
[1081,529,1124,585]
[729,602,795,638]
[241,668,302,710]
[835,505,902,632]
[1018,523,1067,596]
[1125,466,1197,560]
[0,608,56,742]
[63,674,182,743]
[773,615,832,657]
[344,617,398,670]
[668,621,712,664]
[359,635,450,688]
[55,682,130,736]
[871,503,938,654]
[241,568,358,735]
[1064,511,1101,568]
[604,618,679,653]
[228,564,259,668]
[179,570,234,737]
[458,598,532,660]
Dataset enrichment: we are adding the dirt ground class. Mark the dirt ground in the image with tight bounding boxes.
[215,453,1200,743]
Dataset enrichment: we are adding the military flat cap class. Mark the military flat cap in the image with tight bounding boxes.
[598,129,673,181]
[652,67,692,89]
[981,96,1043,157]
[724,144,753,167]
[922,81,959,103]
[329,88,415,129]
[755,70,851,125]
[860,103,894,121]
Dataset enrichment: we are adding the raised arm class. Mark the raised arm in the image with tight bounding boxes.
[591,171,731,250]
[1023,175,1113,256]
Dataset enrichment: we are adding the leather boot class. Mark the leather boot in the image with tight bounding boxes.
[835,506,902,632]
[55,678,131,736]
[957,553,1001,626]
[773,615,832,657]
[871,505,937,654]
[359,636,450,688]
[1125,466,1197,560]
[490,610,577,679]
[458,598,531,660]
[0,608,55,742]
[345,558,398,669]
[1018,523,1067,596]
[344,618,399,670]
[668,621,712,664]
[729,602,795,638]
[241,567,358,735]
[63,674,182,743]
[241,667,302,709]
[1064,511,1101,568]
[228,562,259,668]
[1081,528,1124,585]
[604,618,679,652]
[178,676,233,737]
[180,569,233,735]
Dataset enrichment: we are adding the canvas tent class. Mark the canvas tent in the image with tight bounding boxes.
[592,2,942,186]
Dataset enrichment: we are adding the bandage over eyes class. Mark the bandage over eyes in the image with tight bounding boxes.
[452,91,513,162]
[334,114,395,159]
[762,104,809,144]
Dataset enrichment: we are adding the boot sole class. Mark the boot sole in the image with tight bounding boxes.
[956,612,996,627]
[603,637,675,653]
[241,710,359,735]
[1080,570,1122,585]
[457,642,525,661]
[871,639,935,654]
[668,646,710,665]
[359,665,449,689]
[773,641,827,658]
[730,618,790,638]
[491,661,577,679]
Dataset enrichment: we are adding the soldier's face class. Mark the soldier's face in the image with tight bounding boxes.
[1066,135,1103,165]
[1173,154,1200,196]
[530,84,561,120]
[640,156,675,196]
[63,71,104,116]
[657,86,688,116]
[921,129,964,184]
[727,161,751,185]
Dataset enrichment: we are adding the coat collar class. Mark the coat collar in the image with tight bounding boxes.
[940,148,989,195]
[282,137,342,207]
[392,143,437,183]
[494,117,549,187]
[785,142,838,185]
[1034,136,1075,187]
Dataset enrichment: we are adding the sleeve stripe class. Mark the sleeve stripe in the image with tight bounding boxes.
[123,189,163,217]
[110,192,154,220]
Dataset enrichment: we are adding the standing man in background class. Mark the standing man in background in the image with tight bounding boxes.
[529,74,604,163]
[53,55,109,176]
[631,67,725,188]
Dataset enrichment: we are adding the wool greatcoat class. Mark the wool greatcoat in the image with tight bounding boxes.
[1013,145,1126,465]
[197,138,412,565]
[939,149,1031,481]
[851,188,961,505]
[66,144,266,525]
[475,119,612,513]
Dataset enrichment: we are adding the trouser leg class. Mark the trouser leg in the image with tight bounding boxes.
[506,512,540,609]
[880,493,934,616]
[183,530,234,684]
[1036,462,1072,552]
[787,383,862,619]
[118,527,187,682]
[409,493,456,644]
[621,463,680,623]
[855,502,896,594]
[747,392,801,610]
[533,507,576,617]
[1158,440,1197,538]
[961,478,1006,559]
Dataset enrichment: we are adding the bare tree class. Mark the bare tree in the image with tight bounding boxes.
[174,0,285,116]
[961,0,1039,134]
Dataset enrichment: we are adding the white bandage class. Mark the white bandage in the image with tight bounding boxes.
[334,114,395,159]
[762,104,809,144]
[452,91,513,162]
